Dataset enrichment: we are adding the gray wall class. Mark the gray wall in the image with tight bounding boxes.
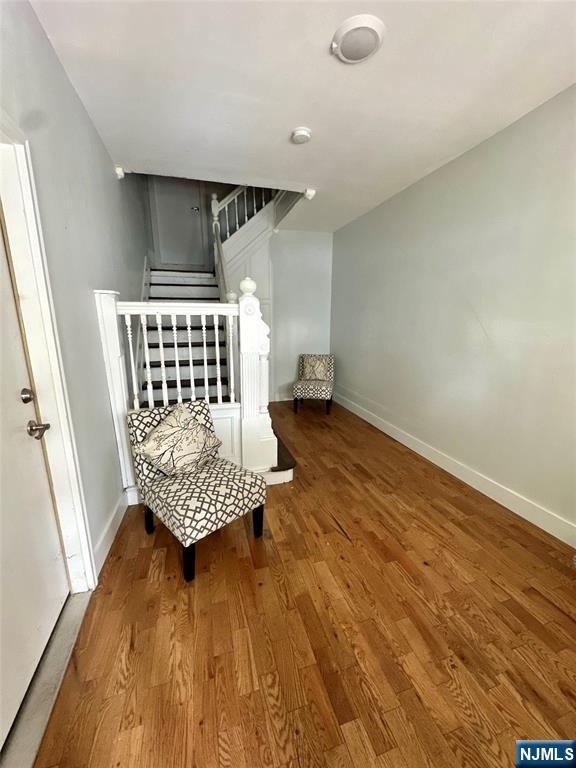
[271,231,333,401]
[1,2,149,561]
[331,86,575,541]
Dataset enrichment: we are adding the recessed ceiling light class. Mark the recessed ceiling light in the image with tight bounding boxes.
[291,127,312,145]
[331,15,386,64]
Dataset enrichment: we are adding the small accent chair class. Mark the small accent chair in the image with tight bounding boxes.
[293,354,335,415]
[126,402,266,581]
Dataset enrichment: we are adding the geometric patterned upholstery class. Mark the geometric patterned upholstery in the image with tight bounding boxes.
[293,354,335,400]
[293,378,334,399]
[126,403,266,548]
[145,458,266,546]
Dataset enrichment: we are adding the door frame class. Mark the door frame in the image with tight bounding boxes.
[0,112,96,592]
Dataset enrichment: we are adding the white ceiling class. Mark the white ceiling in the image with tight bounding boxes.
[33,1,575,232]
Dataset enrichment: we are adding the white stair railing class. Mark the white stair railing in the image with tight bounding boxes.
[116,300,238,409]
[95,278,277,493]
[211,185,276,245]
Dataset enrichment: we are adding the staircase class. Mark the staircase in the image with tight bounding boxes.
[143,269,230,405]
[96,182,304,488]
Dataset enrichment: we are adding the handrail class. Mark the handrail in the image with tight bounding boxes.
[213,232,230,303]
[217,184,245,212]
[117,299,239,316]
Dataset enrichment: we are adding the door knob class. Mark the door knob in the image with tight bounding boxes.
[21,387,34,404]
[27,420,51,440]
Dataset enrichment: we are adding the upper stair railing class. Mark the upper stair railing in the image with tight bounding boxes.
[212,185,276,243]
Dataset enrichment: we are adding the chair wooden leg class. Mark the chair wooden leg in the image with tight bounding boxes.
[326,398,333,415]
[253,504,264,538]
[144,505,155,534]
[182,542,196,582]
[293,398,299,414]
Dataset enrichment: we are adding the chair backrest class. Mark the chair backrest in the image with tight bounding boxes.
[298,354,335,382]
[126,400,216,493]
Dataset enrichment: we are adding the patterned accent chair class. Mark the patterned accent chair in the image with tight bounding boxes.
[293,354,335,415]
[126,401,266,581]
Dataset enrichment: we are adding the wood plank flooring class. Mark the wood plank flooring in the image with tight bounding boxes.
[34,401,576,768]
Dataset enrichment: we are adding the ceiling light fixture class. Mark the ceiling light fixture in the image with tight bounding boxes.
[291,127,312,145]
[331,14,386,64]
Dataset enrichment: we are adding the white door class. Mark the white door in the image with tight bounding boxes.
[0,230,69,747]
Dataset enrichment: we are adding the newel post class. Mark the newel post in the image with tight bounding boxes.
[211,193,220,236]
[238,277,278,472]
[94,290,136,495]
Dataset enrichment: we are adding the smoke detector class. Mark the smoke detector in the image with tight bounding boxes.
[331,15,386,64]
[291,127,312,145]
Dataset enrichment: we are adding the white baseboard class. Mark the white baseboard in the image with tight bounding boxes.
[334,389,575,548]
[93,491,129,574]
[126,485,140,505]
[261,468,294,485]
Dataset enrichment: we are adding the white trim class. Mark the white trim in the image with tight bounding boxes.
[117,300,239,316]
[92,492,128,574]
[126,486,140,506]
[261,468,293,485]
[94,290,135,491]
[334,387,576,548]
[217,184,245,212]
[0,120,96,591]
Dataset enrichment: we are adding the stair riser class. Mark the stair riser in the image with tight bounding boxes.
[147,344,224,363]
[149,272,217,286]
[149,284,220,300]
[147,364,226,382]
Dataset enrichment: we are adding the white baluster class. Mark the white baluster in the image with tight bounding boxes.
[186,314,196,401]
[156,313,169,406]
[252,186,256,214]
[171,314,182,404]
[243,188,248,224]
[124,314,140,410]
[213,314,223,404]
[201,314,209,403]
[234,196,239,231]
[211,192,219,228]
[225,206,230,239]
[261,188,265,208]
[140,314,154,408]
[227,313,236,404]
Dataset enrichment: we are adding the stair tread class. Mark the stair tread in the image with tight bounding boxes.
[150,268,215,274]
[143,376,229,390]
[148,297,221,302]
[162,396,234,405]
[149,283,218,288]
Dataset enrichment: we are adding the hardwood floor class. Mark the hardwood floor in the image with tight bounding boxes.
[35,401,576,768]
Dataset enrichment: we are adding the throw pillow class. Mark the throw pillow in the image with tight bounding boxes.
[135,404,221,476]
[302,355,330,381]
